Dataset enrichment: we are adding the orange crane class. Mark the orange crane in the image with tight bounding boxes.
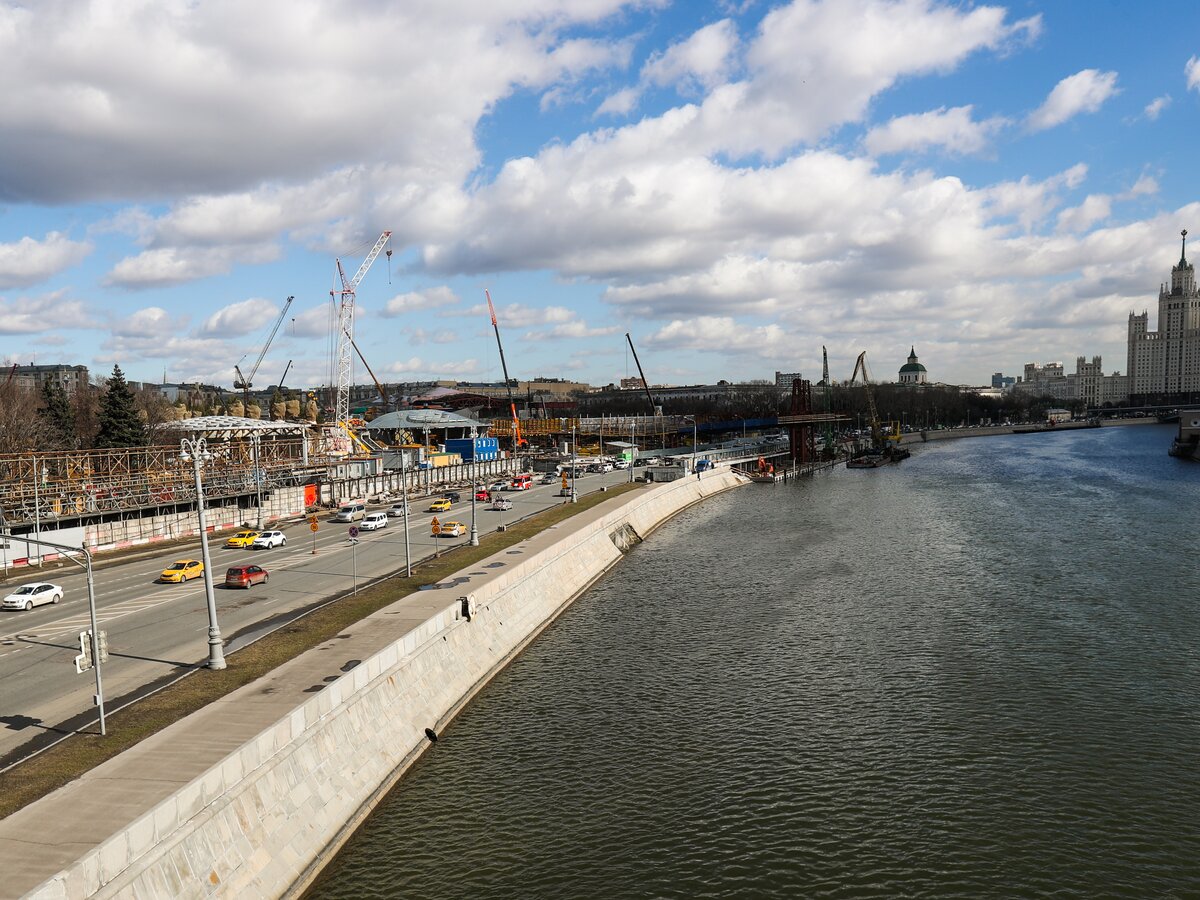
[485,290,526,449]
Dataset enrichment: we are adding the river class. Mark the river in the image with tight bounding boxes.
[309,423,1200,898]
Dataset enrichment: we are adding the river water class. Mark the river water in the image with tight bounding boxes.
[309,423,1200,898]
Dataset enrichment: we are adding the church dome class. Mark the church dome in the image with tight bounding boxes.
[899,361,927,373]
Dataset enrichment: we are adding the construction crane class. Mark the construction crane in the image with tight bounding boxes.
[233,296,293,410]
[849,351,883,448]
[485,290,526,450]
[821,346,834,455]
[331,231,391,427]
[277,360,292,391]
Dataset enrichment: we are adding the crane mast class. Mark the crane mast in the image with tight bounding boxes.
[485,290,525,449]
[331,231,391,426]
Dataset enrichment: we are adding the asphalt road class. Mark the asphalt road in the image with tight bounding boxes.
[0,468,637,763]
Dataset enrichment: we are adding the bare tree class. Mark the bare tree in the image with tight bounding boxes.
[0,380,52,454]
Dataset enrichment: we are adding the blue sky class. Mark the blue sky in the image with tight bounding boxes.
[0,0,1197,390]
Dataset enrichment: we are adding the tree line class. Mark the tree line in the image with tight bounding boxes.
[0,365,316,455]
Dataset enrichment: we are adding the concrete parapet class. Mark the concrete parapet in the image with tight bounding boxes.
[5,469,743,899]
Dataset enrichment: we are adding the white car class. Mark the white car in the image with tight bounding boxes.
[3,582,63,611]
[613,459,630,469]
[387,503,409,517]
[360,512,388,531]
[252,530,287,549]
[487,480,508,493]
[490,498,513,511]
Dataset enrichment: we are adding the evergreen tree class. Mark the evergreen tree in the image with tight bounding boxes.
[93,365,148,448]
[38,381,76,448]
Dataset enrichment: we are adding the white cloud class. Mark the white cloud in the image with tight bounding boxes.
[0,1,636,205]
[112,306,177,339]
[646,316,791,357]
[0,233,92,289]
[105,244,280,288]
[0,291,93,335]
[448,302,575,328]
[382,286,460,317]
[1027,69,1119,131]
[1144,95,1170,120]
[200,298,282,338]
[289,304,332,339]
[384,356,482,376]
[596,87,640,117]
[522,320,621,340]
[643,19,739,92]
[863,105,1008,157]
[403,327,460,345]
[1055,195,1112,234]
[1187,56,1200,92]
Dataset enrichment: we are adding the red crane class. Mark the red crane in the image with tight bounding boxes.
[485,290,526,450]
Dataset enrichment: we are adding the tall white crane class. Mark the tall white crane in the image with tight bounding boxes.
[331,231,391,425]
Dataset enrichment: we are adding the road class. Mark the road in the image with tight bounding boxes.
[0,468,636,763]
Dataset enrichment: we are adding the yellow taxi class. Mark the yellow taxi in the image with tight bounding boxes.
[428,498,453,513]
[433,520,466,537]
[224,530,261,549]
[160,559,204,583]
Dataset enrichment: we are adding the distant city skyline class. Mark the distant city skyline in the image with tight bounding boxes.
[0,1,1197,389]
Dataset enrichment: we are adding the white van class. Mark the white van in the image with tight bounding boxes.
[361,512,388,531]
[334,503,365,522]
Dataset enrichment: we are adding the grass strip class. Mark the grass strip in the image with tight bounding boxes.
[0,482,643,820]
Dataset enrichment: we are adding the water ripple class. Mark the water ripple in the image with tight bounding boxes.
[310,426,1200,899]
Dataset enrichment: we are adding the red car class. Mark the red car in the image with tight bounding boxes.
[225,564,269,589]
[474,488,491,501]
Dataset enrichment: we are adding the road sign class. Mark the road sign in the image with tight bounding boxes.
[431,516,441,534]
[310,522,319,532]
[561,472,568,488]
[307,514,318,526]
[348,525,359,538]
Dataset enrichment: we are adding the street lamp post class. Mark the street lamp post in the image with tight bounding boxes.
[400,441,412,577]
[629,418,636,483]
[180,437,226,670]
[570,420,578,503]
[0,520,107,735]
[252,432,263,529]
[469,427,479,546]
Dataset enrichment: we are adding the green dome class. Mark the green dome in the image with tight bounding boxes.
[899,362,927,373]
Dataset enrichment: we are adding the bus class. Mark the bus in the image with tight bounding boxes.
[509,473,533,491]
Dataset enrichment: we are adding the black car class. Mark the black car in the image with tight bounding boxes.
[442,491,461,503]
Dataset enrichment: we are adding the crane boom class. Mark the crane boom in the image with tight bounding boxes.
[849,351,883,448]
[625,333,658,415]
[344,330,389,412]
[485,290,524,449]
[332,231,391,427]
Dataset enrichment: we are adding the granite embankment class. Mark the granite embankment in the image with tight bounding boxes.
[0,468,745,899]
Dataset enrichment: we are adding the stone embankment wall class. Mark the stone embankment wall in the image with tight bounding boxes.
[25,469,745,899]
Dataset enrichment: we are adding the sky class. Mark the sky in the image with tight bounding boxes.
[0,0,1198,392]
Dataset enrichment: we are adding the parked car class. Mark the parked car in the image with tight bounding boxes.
[252,530,287,549]
[225,565,268,589]
[2,582,63,610]
[224,530,260,549]
[428,498,453,512]
[435,520,466,537]
[612,459,630,469]
[387,503,409,517]
[490,498,513,511]
[360,512,388,531]
[160,559,203,583]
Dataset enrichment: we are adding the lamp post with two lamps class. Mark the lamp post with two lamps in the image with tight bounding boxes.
[180,436,225,670]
